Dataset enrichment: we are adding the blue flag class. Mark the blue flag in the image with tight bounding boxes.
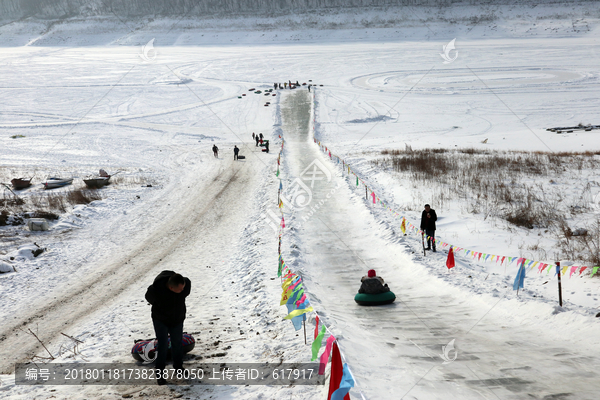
[290,301,308,331]
[513,262,525,290]
[285,289,306,331]
[331,363,355,400]
[279,181,283,190]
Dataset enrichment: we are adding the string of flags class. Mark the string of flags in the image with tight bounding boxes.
[275,108,358,399]
[310,96,600,290]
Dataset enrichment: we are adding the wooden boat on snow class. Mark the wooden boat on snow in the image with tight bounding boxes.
[83,169,111,188]
[43,177,73,190]
[11,178,32,190]
[83,176,110,188]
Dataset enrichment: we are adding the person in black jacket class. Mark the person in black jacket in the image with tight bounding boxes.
[234,145,239,160]
[145,271,191,384]
[420,204,438,252]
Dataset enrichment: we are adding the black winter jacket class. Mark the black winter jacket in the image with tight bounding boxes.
[145,270,191,326]
[420,209,437,231]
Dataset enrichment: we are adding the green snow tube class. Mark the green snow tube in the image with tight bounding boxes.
[354,291,396,306]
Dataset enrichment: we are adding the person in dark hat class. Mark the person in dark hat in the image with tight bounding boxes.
[420,204,438,252]
[145,271,191,385]
[358,269,389,294]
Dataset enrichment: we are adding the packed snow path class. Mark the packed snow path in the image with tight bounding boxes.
[0,157,261,374]
[281,90,600,400]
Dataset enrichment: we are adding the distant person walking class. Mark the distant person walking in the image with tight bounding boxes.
[420,204,438,252]
[255,135,259,147]
[274,83,278,90]
[308,84,311,92]
[145,271,191,385]
[212,144,218,158]
[259,133,263,141]
[234,145,239,160]
[252,132,255,140]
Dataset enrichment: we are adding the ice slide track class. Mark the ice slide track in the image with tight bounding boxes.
[0,158,254,374]
[282,89,600,399]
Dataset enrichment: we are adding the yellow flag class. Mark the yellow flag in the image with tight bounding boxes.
[401,218,406,235]
[281,276,294,290]
[561,266,568,275]
[530,261,539,271]
[284,306,314,320]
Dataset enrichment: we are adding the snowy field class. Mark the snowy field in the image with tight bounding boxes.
[2,5,600,400]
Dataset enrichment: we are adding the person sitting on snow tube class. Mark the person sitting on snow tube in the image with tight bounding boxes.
[358,269,390,294]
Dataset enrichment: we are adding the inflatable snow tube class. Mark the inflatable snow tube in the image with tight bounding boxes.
[354,291,396,306]
[131,333,195,362]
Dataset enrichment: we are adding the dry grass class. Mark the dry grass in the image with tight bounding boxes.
[374,148,600,265]
[1,188,101,226]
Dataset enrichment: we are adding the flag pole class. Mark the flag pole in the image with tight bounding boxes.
[556,261,563,307]
[303,320,307,345]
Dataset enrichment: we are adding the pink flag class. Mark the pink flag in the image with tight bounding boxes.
[295,293,307,307]
[319,335,337,375]
[281,216,285,228]
[569,266,578,278]
[371,192,376,204]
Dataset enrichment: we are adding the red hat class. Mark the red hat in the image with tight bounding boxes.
[367,269,376,278]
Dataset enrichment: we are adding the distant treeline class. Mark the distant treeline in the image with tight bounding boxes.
[0,0,585,19]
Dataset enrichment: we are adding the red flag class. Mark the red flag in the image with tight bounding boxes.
[446,247,455,269]
[314,316,320,339]
[327,343,351,400]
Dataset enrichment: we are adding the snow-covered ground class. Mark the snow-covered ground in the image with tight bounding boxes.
[2,5,600,399]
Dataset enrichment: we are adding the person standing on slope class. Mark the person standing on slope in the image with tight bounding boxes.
[212,144,218,158]
[145,271,191,385]
[420,204,438,252]
[234,145,239,160]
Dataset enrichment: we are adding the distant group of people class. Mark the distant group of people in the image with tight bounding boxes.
[212,144,240,160]
[273,80,313,91]
[210,131,271,161]
[253,132,269,153]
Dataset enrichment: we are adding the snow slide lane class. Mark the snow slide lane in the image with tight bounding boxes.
[281,90,600,399]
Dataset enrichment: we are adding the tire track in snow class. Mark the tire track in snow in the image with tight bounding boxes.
[0,156,258,374]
